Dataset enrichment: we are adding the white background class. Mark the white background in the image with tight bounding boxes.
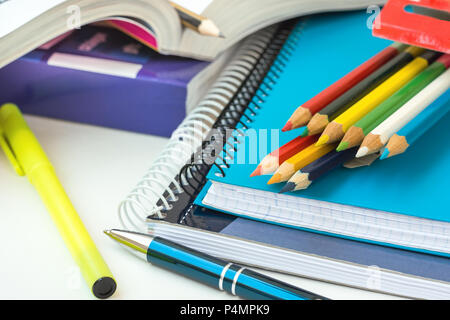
[0,0,66,38]
[0,116,400,300]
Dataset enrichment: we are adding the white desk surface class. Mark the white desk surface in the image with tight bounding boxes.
[0,116,401,300]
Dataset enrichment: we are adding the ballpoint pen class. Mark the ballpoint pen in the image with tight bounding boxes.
[0,103,116,299]
[104,229,329,300]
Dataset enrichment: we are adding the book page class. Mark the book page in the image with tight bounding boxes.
[0,0,66,38]
[170,0,213,14]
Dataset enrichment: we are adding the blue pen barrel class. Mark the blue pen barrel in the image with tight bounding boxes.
[148,237,327,300]
[148,237,227,290]
[229,268,315,300]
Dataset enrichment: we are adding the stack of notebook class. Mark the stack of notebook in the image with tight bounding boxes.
[119,10,450,300]
[198,12,450,258]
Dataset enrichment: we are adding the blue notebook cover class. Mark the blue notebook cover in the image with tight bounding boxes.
[0,26,208,137]
[195,11,450,254]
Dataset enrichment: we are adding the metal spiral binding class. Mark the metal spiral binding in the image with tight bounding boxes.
[118,26,281,231]
[175,21,305,203]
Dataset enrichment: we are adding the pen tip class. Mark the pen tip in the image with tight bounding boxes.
[355,147,368,158]
[315,135,329,147]
[280,182,295,193]
[281,121,292,132]
[298,126,308,137]
[267,173,282,184]
[380,148,389,160]
[250,165,262,177]
[336,141,348,152]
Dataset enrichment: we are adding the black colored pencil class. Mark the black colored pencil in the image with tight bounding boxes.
[170,1,223,38]
[280,147,358,192]
[305,45,424,136]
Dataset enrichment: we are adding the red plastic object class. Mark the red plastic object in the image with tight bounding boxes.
[373,0,450,53]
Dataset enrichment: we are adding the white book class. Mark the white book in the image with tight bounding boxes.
[0,0,384,67]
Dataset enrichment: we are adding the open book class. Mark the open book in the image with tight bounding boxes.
[0,0,384,67]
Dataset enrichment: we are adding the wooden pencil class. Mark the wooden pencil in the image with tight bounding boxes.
[305,45,422,136]
[169,1,223,38]
[267,143,337,184]
[339,54,450,153]
[357,59,450,157]
[342,152,380,168]
[280,147,358,192]
[281,43,405,132]
[250,135,317,176]
[336,120,379,152]
[316,50,441,146]
[381,88,450,160]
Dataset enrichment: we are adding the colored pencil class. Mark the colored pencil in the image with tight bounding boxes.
[267,143,337,184]
[381,89,450,160]
[281,43,405,132]
[339,54,450,153]
[357,62,450,157]
[342,152,380,168]
[335,120,379,152]
[305,45,422,136]
[169,1,224,38]
[316,50,441,146]
[280,147,358,192]
[250,135,317,176]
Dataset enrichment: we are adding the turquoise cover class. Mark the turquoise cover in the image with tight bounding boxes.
[198,11,450,226]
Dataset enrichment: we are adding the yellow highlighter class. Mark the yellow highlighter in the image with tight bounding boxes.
[0,103,116,299]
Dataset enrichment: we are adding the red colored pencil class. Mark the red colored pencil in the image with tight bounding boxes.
[282,43,405,132]
[250,135,317,176]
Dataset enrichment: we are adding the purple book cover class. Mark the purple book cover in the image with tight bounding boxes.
[0,26,209,137]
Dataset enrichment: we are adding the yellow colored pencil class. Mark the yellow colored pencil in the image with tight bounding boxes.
[267,143,337,184]
[316,51,441,146]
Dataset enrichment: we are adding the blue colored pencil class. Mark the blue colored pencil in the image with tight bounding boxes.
[280,147,358,192]
[381,89,450,159]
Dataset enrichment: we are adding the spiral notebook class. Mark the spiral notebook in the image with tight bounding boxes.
[198,12,450,257]
[119,11,450,300]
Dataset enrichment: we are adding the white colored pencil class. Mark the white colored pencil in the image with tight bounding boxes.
[356,68,450,157]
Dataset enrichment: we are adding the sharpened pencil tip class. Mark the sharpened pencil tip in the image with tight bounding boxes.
[356,147,368,158]
[336,141,349,152]
[267,173,281,184]
[250,165,262,177]
[280,182,296,193]
[298,126,308,137]
[282,121,292,132]
[315,135,329,146]
[218,32,225,38]
[380,148,390,160]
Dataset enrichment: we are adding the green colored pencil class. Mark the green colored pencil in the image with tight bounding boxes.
[337,54,447,151]
[304,44,418,137]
